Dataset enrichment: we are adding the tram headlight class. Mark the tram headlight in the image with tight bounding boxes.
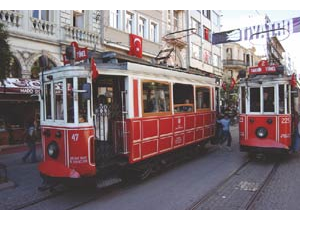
[47,141,59,159]
[256,127,268,139]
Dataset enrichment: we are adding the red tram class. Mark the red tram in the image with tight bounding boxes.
[38,54,220,186]
[238,60,299,155]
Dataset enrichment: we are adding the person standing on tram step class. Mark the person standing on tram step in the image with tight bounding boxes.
[216,114,232,151]
[22,120,38,163]
[95,95,109,141]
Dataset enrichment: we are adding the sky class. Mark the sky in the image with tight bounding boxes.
[221,10,300,72]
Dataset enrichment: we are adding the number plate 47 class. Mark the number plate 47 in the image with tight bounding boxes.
[72,133,79,141]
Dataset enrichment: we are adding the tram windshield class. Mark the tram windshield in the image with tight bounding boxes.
[42,76,91,124]
[241,84,290,114]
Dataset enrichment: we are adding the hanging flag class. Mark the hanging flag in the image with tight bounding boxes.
[230,77,236,90]
[222,82,227,91]
[128,34,143,58]
[91,57,99,80]
[291,73,297,88]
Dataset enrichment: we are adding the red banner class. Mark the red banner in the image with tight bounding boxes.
[128,34,143,58]
[63,42,88,64]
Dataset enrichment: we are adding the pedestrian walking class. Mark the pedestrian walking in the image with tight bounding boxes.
[22,120,38,163]
[216,114,232,151]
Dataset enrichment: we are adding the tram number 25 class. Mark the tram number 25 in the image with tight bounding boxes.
[281,117,290,124]
[72,133,79,142]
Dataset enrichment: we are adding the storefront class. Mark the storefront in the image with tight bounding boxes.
[0,78,40,146]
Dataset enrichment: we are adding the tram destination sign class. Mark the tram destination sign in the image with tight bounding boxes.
[212,17,300,44]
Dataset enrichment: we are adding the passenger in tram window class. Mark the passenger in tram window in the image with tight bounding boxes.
[182,99,192,112]
[146,89,158,112]
[263,91,274,112]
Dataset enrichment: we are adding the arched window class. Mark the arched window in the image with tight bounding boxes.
[30,57,56,79]
[226,48,232,59]
[9,56,22,78]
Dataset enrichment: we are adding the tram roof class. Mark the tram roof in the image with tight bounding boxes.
[239,74,291,85]
[42,61,218,86]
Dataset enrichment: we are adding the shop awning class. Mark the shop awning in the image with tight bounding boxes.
[0,78,40,95]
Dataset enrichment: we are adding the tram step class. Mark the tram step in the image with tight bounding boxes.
[96,177,122,189]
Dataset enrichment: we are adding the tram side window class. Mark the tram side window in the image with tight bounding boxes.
[279,85,285,114]
[249,88,260,112]
[54,82,64,120]
[240,87,246,113]
[67,78,74,123]
[142,81,171,115]
[173,83,194,113]
[263,87,274,113]
[78,78,88,123]
[196,87,210,110]
[45,84,52,120]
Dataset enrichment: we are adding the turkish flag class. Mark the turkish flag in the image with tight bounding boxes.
[129,34,143,58]
[230,77,236,90]
[222,82,227,91]
[91,57,99,80]
[291,73,297,88]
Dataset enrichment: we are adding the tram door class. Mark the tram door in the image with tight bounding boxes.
[93,76,126,167]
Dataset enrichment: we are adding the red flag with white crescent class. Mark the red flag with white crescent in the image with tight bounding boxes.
[91,57,99,80]
[230,77,236,90]
[291,73,297,88]
[128,34,143,58]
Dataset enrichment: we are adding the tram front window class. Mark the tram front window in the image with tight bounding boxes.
[67,79,74,123]
[78,78,88,123]
[55,82,64,120]
[279,85,285,114]
[45,83,52,120]
[249,88,260,112]
[263,87,274,113]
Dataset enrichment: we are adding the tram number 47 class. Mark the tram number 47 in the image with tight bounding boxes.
[72,133,79,142]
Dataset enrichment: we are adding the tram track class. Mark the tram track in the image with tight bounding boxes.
[189,155,281,210]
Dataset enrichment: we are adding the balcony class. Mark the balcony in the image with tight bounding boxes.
[223,59,248,68]
[30,17,56,35]
[63,25,99,45]
[0,10,22,27]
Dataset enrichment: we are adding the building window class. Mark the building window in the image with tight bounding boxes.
[138,16,147,38]
[191,18,201,36]
[150,22,158,42]
[33,10,49,21]
[109,10,120,29]
[213,54,219,67]
[142,81,171,116]
[226,48,232,59]
[203,49,212,65]
[203,26,210,42]
[73,10,84,28]
[173,10,179,31]
[192,43,201,60]
[125,11,134,33]
[211,11,220,27]
[202,10,211,20]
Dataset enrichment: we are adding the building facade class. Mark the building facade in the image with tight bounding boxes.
[222,42,262,82]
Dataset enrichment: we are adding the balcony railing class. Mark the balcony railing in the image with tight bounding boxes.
[223,59,247,67]
[30,17,56,35]
[0,10,22,27]
[64,25,99,45]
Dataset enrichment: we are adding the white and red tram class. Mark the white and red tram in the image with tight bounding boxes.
[38,57,220,185]
[238,60,299,155]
